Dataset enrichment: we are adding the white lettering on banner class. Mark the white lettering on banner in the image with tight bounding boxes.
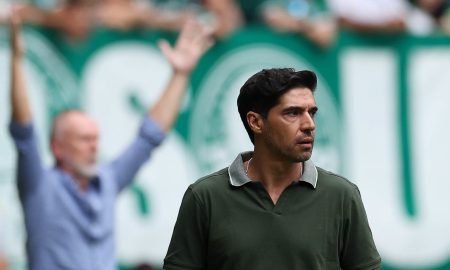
[409,48,450,263]
[81,42,199,263]
[341,48,450,267]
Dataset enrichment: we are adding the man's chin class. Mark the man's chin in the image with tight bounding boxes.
[293,153,312,163]
[77,165,98,179]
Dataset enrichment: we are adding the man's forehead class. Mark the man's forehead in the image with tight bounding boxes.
[63,112,96,125]
[277,87,316,105]
[283,86,314,95]
[60,113,98,133]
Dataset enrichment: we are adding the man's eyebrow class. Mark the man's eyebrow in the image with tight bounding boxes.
[282,105,318,111]
[283,106,303,111]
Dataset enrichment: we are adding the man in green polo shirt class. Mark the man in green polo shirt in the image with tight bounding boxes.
[164,68,381,270]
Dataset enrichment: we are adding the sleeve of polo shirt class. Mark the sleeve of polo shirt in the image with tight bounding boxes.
[340,185,381,270]
[164,186,208,270]
[109,116,166,193]
[9,121,45,199]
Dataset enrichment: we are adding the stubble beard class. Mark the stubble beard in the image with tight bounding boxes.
[74,163,98,179]
[262,124,315,163]
[286,143,314,163]
[63,156,98,180]
[266,137,314,163]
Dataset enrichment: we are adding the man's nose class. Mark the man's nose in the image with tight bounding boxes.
[90,139,98,152]
[301,113,315,131]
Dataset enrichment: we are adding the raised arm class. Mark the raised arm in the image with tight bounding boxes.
[149,19,214,132]
[110,20,214,192]
[10,9,31,124]
[9,9,46,198]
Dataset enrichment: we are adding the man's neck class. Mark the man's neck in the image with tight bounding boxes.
[59,165,90,192]
[246,150,303,204]
[76,177,90,192]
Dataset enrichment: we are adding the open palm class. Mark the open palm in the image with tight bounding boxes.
[159,19,214,74]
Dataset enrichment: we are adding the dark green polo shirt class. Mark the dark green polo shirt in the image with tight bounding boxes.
[164,152,381,270]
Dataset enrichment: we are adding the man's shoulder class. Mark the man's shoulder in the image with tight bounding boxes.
[189,167,230,193]
[9,121,35,141]
[316,166,359,193]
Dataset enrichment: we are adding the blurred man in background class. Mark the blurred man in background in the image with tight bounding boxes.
[8,9,213,270]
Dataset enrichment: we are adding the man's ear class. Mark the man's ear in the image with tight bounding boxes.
[247,111,264,135]
[51,139,61,160]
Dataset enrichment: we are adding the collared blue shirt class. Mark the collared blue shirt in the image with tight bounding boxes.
[9,117,165,270]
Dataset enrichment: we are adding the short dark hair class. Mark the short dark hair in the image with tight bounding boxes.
[237,68,317,144]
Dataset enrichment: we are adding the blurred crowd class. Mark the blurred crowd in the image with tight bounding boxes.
[0,0,449,47]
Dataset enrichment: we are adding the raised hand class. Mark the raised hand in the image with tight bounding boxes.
[158,19,214,75]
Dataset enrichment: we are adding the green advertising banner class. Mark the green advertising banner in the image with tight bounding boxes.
[1,25,450,270]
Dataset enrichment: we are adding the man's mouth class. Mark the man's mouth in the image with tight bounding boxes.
[297,138,314,147]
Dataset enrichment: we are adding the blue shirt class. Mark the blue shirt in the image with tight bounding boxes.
[9,117,166,270]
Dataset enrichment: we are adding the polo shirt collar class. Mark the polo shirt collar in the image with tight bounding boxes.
[228,151,318,188]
